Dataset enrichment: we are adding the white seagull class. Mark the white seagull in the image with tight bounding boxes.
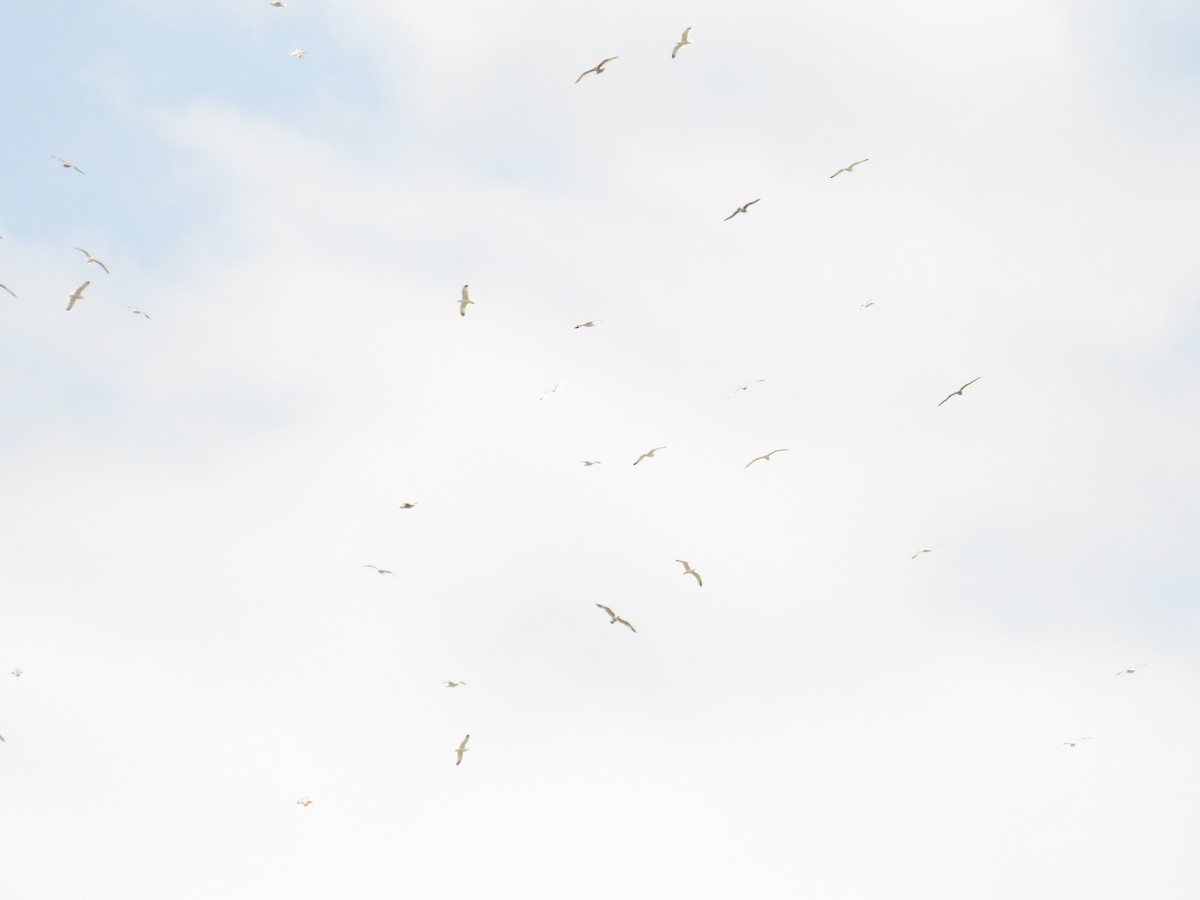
[1115,664,1147,676]
[726,379,765,399]
[861,299,875,308]
[66,281,90,311]
[270,1,286,5]
[0,284,16,298]
[746,448,788,468]
[291,48,307,58]
[74,247,110,273]
[911,546,935,559]
[581,460,602,466]
[362,565,395,575]
[671,27,693,58]
[724,199,760,221]
[1060,737,1093,748]
[296,796,312,806]
[7,669,22,678]
[830,159,869,178]
[398,502,417,509]
[595,603,637,633]
[938,377,981,407]
[51,155,84,173]
[675,559,703,587]
[574,320,598,329]
[454,734,470,765]
[539,382,564,400]
[576,57,618,83]
[443,681,467,688]
[458,284,474,316]
[633,446,666,465]
[125,306,151,319]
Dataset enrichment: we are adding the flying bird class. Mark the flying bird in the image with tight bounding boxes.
[7,669,22,678]
[576,57,618,83]
[65,281,90,311]
[443,681,466,688]
[633,446,666,465]
[270,1,286,5]
[1115,665,1147,676]
[574,320,598,329]
[911,546,935,559]
[362,565,395,575]
[454,734,470,765]
[51,155,84,173]
[539,382,564,400]
[595,603,637,633]
[125,306,151,319]
[830,159,869,178]
[937,377,981,407]
[675,559,703,587]
[296,797,312,807]
[291,48,306,58]
[74,247,110,273]
[724,199,761,221]
[0,284,16,298]
[458,284,474,316]
[1060,738,1093,748]
[746,448,788,468]
[671,27,693,58]
[726,379,765,399]
[398,502,417,509]
[580,460,602,466]
[861,299,875,308]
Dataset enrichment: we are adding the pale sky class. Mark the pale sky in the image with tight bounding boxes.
[2,2,1199,898]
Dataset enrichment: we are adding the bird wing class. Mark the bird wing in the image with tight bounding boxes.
[0,284,16,298]
[746,456,764,468]
[457,735,470,751]
[937,393,955,407]
[850,158,869,168]
[723,209,740,221]
[596,603,616,618]
[599,57,618,66]
[767,449,789,458]
[461,285,470,300]
[689,570,702,586]
[576,67,596,83]
[95,259,110,274]
[616,617,636,633]
[745,198,761,208]
[74,247,90,258]
[681,27,691,41]
[75,281,90,295]
[958,377,981,391]
[459,300,470,315]
[455,750,465,764]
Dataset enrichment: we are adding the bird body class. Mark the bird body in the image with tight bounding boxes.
[291,48,306,58]
[459,284,474,316]
[861,299,875,308]
[444,681,466,688]
[270,1,286,6]
[581,460,601,466]
[125,306,151,319]
[51,155,84,173]
[676,559,703,586]
[830,159,869,178]
[937,377,981,407]
[1061,737,1093,748]
[74,248,110,273]
[66,281,90,311]
[576,57,618,83]
[362,565,395,575]
[540,382,564,400]
[595,603,636,632]
[574,320,598,329]
[296,797,312,806]
[455,734,470,765]
[633,446,666,465]
[724,199,761,221]
[911,546,934,559]
[7,668,22,677]
[746,448,788,468]
[1115,665,1147,676]
[398,502,417,509]
[672,27,693,58]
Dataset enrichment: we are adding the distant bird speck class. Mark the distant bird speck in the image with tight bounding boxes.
[595,603,636,633]
[861,299,875,308]
[539,382,564,401]
[727,379,765,399]
[125,306,151,319]
[296,797,312,807]
[362,565,395,575]
[633,446,666,466]
[911,546,935,559]
[291,48,307,58]
[1061,737,1093,748]
[455,734,470,765]
[1115,665,1147,676]
[576,57,618,83]
[574,320,598,329]
[745,449,788,468]
[74,248,110,274]
[830,159,869,178]
[0,284,16,298]
[938,377,981,407]
[581,460,602,466]
[51,155,84,173]
[724,199,760,221]
[444,681,467,688]
[671,27,693,58]
[8,669,23,677]
[398,502,417,509]
[676,559,703,587]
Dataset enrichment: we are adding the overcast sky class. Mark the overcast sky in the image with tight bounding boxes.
[2,1,1199,898]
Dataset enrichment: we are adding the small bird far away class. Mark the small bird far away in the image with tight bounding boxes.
[8,668,22,677]
[455,734,470,765]
[633,446,666,465]
[296,797,312,807]
[539,382,564,400]
[574,320,598,329]
[938,377,981,407]
[581,460,602,466]
[74,247,110,273]
[125,306,151,319]
[672,27,693,58]
[1115,664,1147,676]
[270,1,286,6]
[861,299,875,308]
[51,155,84,173]
[576,57,618,83]
[398,502,417,509]
[912,546,935,559]
[1061,737,1093,748]
[726,379,765,399]
[362,565,395,575]
[443,681,466,688]
[66,281,90,311]
[746,449,788,468]
[830,159,869,178]
[724,199,760,221]
[676,559,703,587]
[291,48,306,58]
[459,284,474,316]
[595,603,637,633]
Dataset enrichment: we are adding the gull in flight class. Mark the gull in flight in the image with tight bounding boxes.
[830,159,869,178]
[861,299,875,308]
[574,320,598,329]
[1115,664,1147,676]
[291,48,307,58]
[675,559,703,587]
[746,448,788,468]
[539,382,564,400]
[595,603,637,633]
[911,546,935,559]
[633,446,666,465]
[576,57,618,83]
[270,1,286,5]
[454,734,470,765]
[937,377,981,407]
[726,379,765,399]
[125,306,151,319]
[0,284,16,298]
[724,199,760,221]
[671,27,693,58]
[581,460,602,466]
[1060,737,1093,748]
[296,796,312,807]
[74,247,110,274]
[51,155,84,173]
[398,502,417,509]
[443,681,467,688]
[7,669,22,678]
[362,565,395,575]
[458,284,474,317]
[66,281,90,311]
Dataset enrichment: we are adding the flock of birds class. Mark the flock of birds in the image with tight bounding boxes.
[1,12,1152,804]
